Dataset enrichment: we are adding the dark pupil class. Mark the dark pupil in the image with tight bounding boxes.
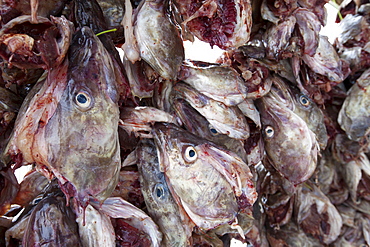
[188,149,196,158]
[156,187,163,198]
[266,128,273,134]
[77,93,88,104]
[210,128,218,134]
[301,96,308,105]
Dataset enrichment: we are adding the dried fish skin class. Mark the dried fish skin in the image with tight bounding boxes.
[137,139,191,246]
[135,0,184,80]
[256,92,319,185]
[270,76,328,149]
[295,183,343,245]
[338,68,370,142]
[23,194,81,247]
[171,82,250,140]
[178,60,248,106]
[76,204,115,247]
[153,123,257,230]
[44,27,121,204]
[303,35,347,83]
[92,197,163,247]
[172,99,248,162]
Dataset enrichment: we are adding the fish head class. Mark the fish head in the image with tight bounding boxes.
[257,93,318,185]
[44,26,120,204]
[152,123,256,230]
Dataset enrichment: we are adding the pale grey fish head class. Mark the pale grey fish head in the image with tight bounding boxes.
[338,68,370,142]
[171,82,250,140]
[172,99,248,161]
[135,0,184,80]
[152,122,240,230]
[270,76,328,149]
[44,26,120,205]
[178,60,248,106]
[137,138,190,246]
[256,92,319,185]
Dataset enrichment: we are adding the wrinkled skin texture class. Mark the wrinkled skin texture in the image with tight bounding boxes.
[134,0,184,80]
[172,0,252,49]
[111,169,144,208]
[256,91,319,185]
[171,82,250,140]
[338,68,370,142]
[295,182,343,245]
[266,222,322,246]
[172,99,248,162]
[153,123,257,230]
[338,152,370,203]
[217,51,272,100]
[74,0,131,101]
[293,8,321,56]
[3,58,69,167]
[263,15,296,60]
[178,60,248,106]
[270,75,328,149]
[23,192,81,247]
[91,197,162,247]
[75,204,116,247]
[12,169,49,207]
[136,139,191,246]
[44,27,121,205]
[303,35,347,83]
[119,106,177,138]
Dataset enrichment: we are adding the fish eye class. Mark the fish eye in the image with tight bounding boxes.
[75,92,92,109]
[183,146,197,163]
[153,183,166,200]
[209,124,218,135]
[299,95,310,106]
[264,126,274,138]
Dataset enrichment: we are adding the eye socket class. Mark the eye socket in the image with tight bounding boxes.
[183,145,197,163]
[153,183,166,200]
[209,124,219,135]
[75,91,92,109]
[299,95,310,106]
[264,126,274,138]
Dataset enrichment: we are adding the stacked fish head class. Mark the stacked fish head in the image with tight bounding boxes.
[152,122,257,232]
[256,89,319,185]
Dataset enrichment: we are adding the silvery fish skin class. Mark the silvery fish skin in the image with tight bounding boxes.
[256,92,319,185]
[153,123,257,230]
[23,193,81,247]
[338,68,370,142]
[44,27,121,204]
[270,75,328,149]
[178,60,248,106]
[171,82,250,140]
[134,0,184,80]
[136,139,190,247]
